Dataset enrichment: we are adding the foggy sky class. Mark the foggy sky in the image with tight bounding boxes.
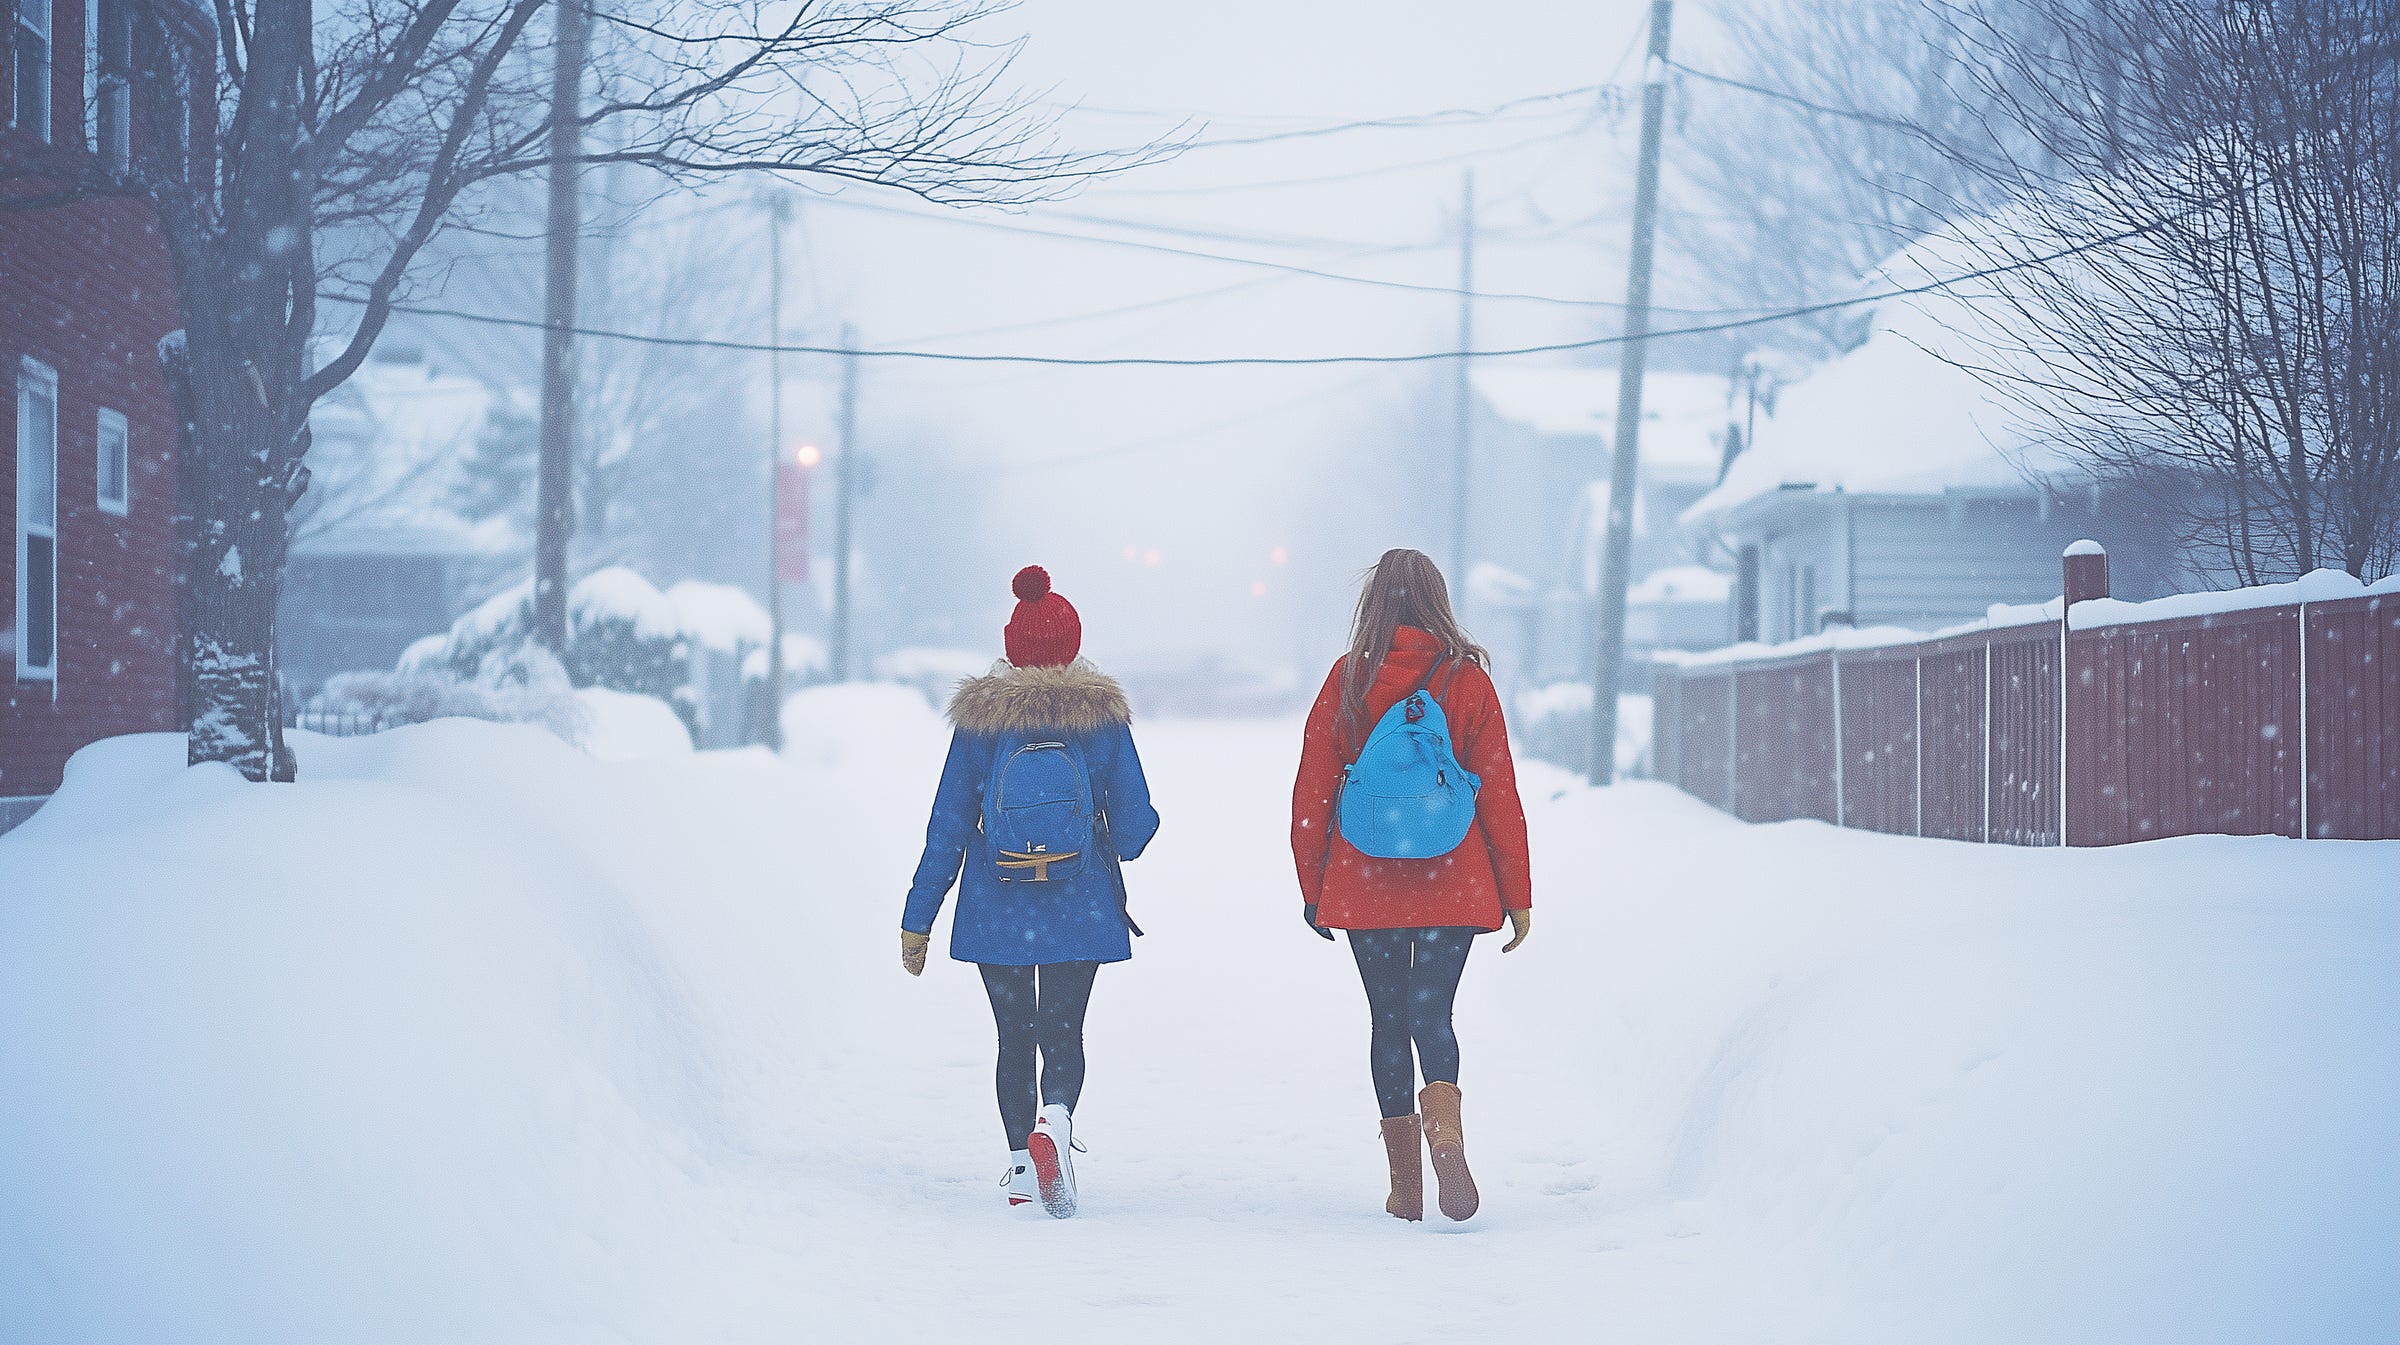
[777,0,1667,677]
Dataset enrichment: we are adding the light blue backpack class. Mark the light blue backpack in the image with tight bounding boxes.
[1337,659,1483,859]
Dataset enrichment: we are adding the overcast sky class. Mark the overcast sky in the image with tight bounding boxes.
[751,0,1725,675]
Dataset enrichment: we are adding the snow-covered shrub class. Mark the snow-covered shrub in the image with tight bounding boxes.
[564,568,690,710]
[417,568,697,734]
[303,647,585,744]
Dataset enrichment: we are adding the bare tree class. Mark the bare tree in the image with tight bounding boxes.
[3,0,1156,781]
[390,174,769,577]
[1663,1,2032,363]
[1938,0,2400,581]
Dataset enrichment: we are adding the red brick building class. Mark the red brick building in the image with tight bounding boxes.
[2,0,200,830]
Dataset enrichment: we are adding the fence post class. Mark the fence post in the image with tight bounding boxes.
[2064,539,2110,606]
[1914,655,1925,837]
[2060,541,2108,846]
[1829,653,1845,827]
[1726,670,1740,815]
[1980,639,1993,842]
[2297,601,2309,839]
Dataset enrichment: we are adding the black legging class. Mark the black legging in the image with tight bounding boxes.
[978,961,1099,1150]
[1347,927,1475,1119]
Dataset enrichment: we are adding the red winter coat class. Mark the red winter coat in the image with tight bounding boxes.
[1291,627,1532,931]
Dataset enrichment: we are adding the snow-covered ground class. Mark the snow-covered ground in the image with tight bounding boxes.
[2,708,2394,1344]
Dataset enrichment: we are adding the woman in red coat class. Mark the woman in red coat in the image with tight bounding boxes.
[1291,547,1532,1223]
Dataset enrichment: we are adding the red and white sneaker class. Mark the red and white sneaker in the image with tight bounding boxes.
[1027,1104,1079,1219]
[1000,1150,1037,1207]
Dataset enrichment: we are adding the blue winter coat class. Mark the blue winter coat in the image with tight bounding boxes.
[902,660,1159,965]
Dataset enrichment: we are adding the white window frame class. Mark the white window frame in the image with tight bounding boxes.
[95,405,128,515]
[14,0,55,143]
[16,356,61,686]
[82,0,94,148]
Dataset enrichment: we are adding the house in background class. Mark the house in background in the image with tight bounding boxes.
[3,0,210,833]
[1466,367,1740,686]
[278,346,515,702]
[1681,244,2173,646]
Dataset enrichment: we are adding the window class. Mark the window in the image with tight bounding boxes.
[96,406,127,514]
[1799,564,1818,636]
[88,0,128,172]
[14,0,53,142]
[16,357,60,683]
[1782,561,1800,642]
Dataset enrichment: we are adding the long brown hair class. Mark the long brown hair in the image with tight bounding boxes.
[1338,548,1489,747]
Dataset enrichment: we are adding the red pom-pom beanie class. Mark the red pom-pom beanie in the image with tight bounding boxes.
[1004,565,1082,668]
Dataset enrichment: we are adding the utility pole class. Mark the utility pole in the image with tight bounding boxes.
[533,0,585,654]
[762,192,789,748]
[1589,0,1673,786]
[1450,168,1476,589]
[830,322,860,681]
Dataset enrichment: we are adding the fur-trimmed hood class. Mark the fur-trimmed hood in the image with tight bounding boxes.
[947,658,1131,737]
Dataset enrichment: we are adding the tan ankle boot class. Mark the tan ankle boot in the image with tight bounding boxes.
[1418,1081,1479,1221]
[1378,1115,1424,1221]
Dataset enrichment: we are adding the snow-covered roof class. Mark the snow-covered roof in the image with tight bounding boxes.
[1629,565,1732,606]
[1472,367,1735,486]
[1682,230,2078,530]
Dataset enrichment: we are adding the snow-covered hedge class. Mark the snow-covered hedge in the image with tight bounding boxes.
[305,647,587,743]
[411,567,699,730]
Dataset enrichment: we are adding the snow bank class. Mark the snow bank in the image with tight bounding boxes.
[0,726,747,1341]
[778,681,949,774]
[575,688,694,761]
[1,719,2390,1343]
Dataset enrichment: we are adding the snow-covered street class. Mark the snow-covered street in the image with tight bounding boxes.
[3,706,2395,1344]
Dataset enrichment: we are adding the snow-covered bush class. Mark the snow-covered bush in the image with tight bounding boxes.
[303,647,585,744]
[416,567,698,733]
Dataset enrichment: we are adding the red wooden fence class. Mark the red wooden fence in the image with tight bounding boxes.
[1651,547,2400,844]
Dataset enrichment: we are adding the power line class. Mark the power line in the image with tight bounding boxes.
[322,208,2184,368]
[891,238,1431,346]
[1092,116,1607,198]
[1664,59,1926,135]
[1176,84,1622,149]
[809,192,1761,314]
[954,376,1384,475]
[1047,79,1616,134]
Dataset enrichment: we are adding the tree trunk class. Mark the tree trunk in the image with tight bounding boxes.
[169,327,303,783]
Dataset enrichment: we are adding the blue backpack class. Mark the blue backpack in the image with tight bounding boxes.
[1337,660,1483,859]
[983,734,1095,883]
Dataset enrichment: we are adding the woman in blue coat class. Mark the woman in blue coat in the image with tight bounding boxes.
[900,565,1159,1218]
